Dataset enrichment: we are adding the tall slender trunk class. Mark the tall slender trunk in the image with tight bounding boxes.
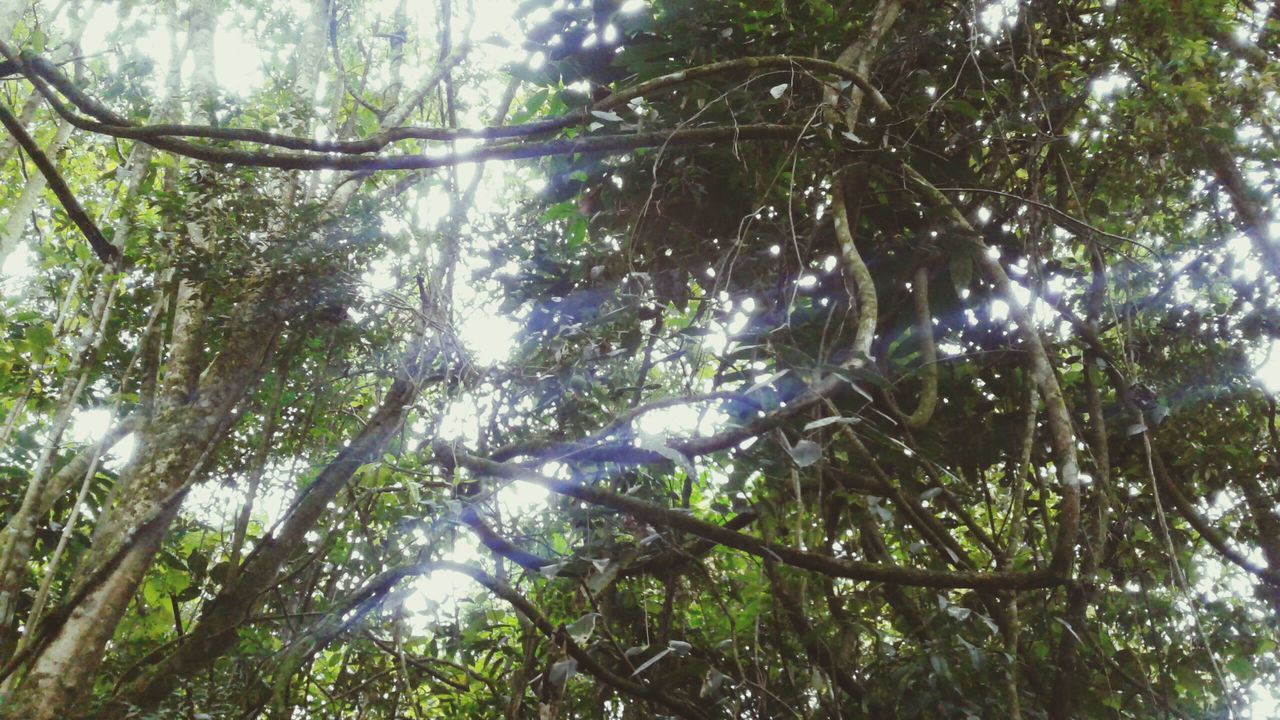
[0,3,185,661]
[3,292,287,718]
[0,277,116,652]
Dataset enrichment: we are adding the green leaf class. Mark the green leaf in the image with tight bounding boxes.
[565,613,598,643]
[786,439,822,467]
[511,88,550,123]
[25,323,55,359]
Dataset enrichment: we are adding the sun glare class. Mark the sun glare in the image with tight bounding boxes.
[0,243,35,293]
[457,309,519,366]
[67,408,112,444]
[212,22,269,98]
[1254,339,1280,393]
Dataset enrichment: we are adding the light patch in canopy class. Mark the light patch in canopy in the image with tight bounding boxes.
[362,254,399,294]
[700,311,751,356]
[457,308,520,366]
[0,243,36,295]
[68,408,113,444]
[497,478,552,517]
[636,402,729,439]
[977,0,1020,38]
[103,432,138,473]
[1247,685,1278,720]
[1254,338,1280,393]
[1089,72,1132,100]
[211,18,270,98]
[403,535,485,628]
[182,462,296,532]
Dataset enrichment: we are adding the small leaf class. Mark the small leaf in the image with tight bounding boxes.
[930,653,951,679]
[548,658,578,687]
[25,323,55,355]
[638,436,699,483]
[512,88,549,123]
[769,83,789,98]
[787,439,822,467]
[700,669,728,697]
[1151,405,1169,426]
[803,416,860,431]
[1126,423,1147,436]
[1226,655,1253,678]
[847,381,874,402]
[746,369,789,394]
[978,613,1000,635]
[1054,617,1082,642]
[590,109,623,122]
[631,647,672,676]
[565,613,598,644]
[919,487,943,502]
[587,558,622,595]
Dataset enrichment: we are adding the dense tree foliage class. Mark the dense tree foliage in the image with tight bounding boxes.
[0,0,1278,717]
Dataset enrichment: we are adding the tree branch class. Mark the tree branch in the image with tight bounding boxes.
[435,441,1063,591]
[0,101,119,263]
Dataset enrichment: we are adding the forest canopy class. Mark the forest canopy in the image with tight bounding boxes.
[0,0,1278,717]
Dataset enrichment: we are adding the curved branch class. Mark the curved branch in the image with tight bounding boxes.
[30,70,807,171]
[1057,304,1280,587]
[2,53,884,156]
[0,101,119,262]
[489,372,851,469]
[598,54,891,115]
[236,559,709,720]
[902,267,937,428]
[933,186,1153,252]
[436,562,712,720]
[896,161,1082,577]
[832,170,877,361]
[436,441,1062,591]
[459,506,552,572]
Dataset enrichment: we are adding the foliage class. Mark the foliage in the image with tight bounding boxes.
[0,0,1278,718]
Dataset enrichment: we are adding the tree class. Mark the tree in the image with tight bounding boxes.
[0,0,1277,717]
